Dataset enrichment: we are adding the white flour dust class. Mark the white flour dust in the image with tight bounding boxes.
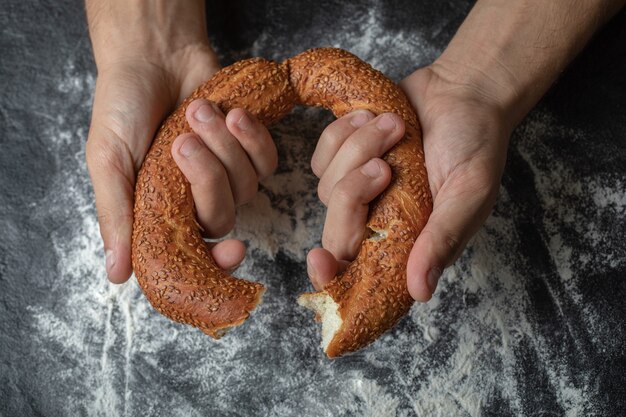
[27,62,140,417]
[23,5,622,416]
[328,6,437,73]
[230,108,328,261]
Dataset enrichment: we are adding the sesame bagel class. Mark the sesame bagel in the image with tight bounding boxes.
[131,48,432,357]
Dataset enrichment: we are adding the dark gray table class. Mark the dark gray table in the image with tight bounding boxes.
[1,1,624,416]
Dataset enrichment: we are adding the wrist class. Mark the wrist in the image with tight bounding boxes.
[431,0,624,127]
[86,0,212,71]
[429,42,522,131]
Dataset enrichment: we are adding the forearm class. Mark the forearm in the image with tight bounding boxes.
[433,0,626,126]
[85,0,210,70]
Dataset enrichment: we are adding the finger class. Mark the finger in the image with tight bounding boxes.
[209,239,246,272]
[171,132,236,237]
[318,113,404,205]
[186,99,259,205]
[307,248,350,290]
[406,166,498,301]
[85,130,136,284]
[225,108,278,180]
[311,110,375,178]
[323,158,392,261]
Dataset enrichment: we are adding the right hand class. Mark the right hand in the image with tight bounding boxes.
[86,44,223,283]
[85,0,278,284]
[85,1,231,283]
[170,98,278,242]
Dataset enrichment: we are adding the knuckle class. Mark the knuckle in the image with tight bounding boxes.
[207,133,238,155]
[442,230,461,253]
[317,182,330,206]
[389,113,406,133]
[423,227,462,266]
[236,176,259,205]
[476,181,498,204]
[193,118,231,147]
[321,124,349,149]
[86,129,135,177]
[258,148,278,180]
[97,209,134,229]
[195,161,227,187]
[463,164,500,203]
[330,182,355,206]
[443,231,465,266]
[344,234,362,260]
[345,135,370,156]
[85,136,117,171]
[321,231,359,261]
[310,158,323,178]
[321,233,339,254]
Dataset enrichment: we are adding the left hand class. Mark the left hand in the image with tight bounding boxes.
[306,63,513,301]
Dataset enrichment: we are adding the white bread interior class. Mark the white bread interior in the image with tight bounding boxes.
[297,291,342,352]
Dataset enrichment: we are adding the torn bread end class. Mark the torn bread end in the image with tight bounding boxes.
[298,291,342,352]
[201,286,266,339]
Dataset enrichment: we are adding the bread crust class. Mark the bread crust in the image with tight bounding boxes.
[131,48,432,355]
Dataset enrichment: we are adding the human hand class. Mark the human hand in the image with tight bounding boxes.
[85,1,237,283]
[305,64,512,301]
[306,0,625,302]
[304,110,408,290]
[170,98,278,252]
[399,66,511,301]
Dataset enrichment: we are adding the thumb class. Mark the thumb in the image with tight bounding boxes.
[407,165,499,301]
[86,126,137,284]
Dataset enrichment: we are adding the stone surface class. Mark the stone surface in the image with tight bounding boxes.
[0,1,624,416]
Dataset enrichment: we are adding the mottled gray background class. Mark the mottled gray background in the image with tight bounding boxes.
[1,1,625,416]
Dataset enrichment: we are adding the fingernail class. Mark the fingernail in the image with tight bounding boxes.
[237,112,251,131]
[194,103,215,122]
[307,257,319,289]
[361,159,382,178]
[105,249,116,275]
[376,114,396,132]
[180,135,201,158]
[427,267,442,294]
[350,111,370,128]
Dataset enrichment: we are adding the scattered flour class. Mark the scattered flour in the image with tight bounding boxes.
[24,4,623,417]
[230,113,326,260]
